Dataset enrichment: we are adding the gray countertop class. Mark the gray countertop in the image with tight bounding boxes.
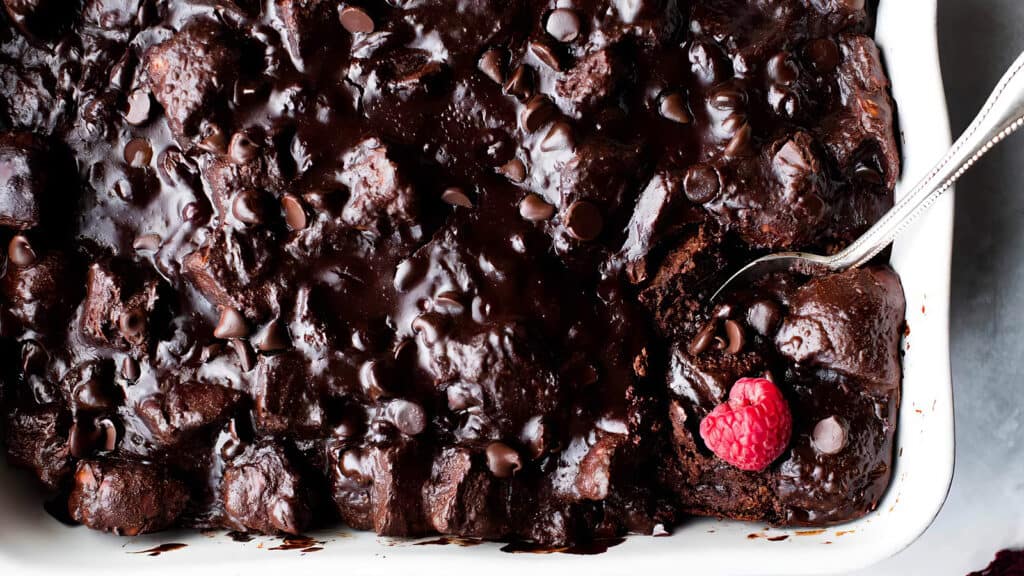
[860,1,1024,574]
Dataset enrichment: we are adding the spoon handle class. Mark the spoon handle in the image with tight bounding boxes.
[829,49,1024,271]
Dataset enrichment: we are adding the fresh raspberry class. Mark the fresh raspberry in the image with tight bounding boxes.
[699,377,792,472]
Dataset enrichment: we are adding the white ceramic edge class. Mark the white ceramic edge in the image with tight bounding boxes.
[0,1,956,575]
[839,0,957,570]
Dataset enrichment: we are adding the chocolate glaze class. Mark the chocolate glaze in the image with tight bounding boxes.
[0,0,904,546]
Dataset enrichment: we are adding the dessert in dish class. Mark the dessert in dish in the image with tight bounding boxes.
[0,0,905,545]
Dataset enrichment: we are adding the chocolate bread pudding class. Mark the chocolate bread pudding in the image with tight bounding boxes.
[0,0,905,545]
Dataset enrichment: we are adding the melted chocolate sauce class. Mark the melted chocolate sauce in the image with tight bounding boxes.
[131,543,187,556]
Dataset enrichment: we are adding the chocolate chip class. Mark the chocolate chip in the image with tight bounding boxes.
[123,138,153,167]
[441,187,472,208]
[804,38,840,74]
[659,92,690,124]
[132,233,161,252]
[21,340,46,374]
[564,200,603,241]
[520,95,556,133]
[158,147,192,183]
[121,356,140,381]
[724,122,753,158]
[709,87,746,111]
[231,339,256,372]
[97,418,118,452]
[478,48,506,84]
[281,194,308,230]
[72,371,118,412]
[471,296,491,322]
[855,163,884,186]
[125,90,152,125]
[724,319,745,355]
[214,307,249,339]
[232,189,267,226]
[683,164,720,203]
[546,8,580,43]
[111,179,132,202]
[182,201,204,223]
[530,41,562,71]
[433,290,465,314]
[118,308,147,338]
[812,416,848,455]
[688,323,716,355]
[485,442,522,478]
[253,319,291,352]
[770,85,799,118]
[540,121,574,151]
[498,158,527,183]
[387,399,426,436]
[395,59,444,87]
[221,418,247,460]
[228,132,259,164]
[359,360,388,401]
[233,78,265,104]
[503,64,534,100]
[339,5,374,34]
[337,449,370,483]
[198,123,228,154]
[767,53,799,86]
[8,234,36,267]
[200,342,224,363]
[68,421,98,458]
[519,193,555,222]
[411,313,447,344]
[746,299,782,336]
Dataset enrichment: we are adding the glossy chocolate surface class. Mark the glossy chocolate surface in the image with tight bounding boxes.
[0,0,904,545]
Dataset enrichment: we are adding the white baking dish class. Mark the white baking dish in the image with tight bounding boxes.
[0,1,954,574]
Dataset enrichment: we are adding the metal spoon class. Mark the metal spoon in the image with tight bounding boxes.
[711,49,1024,302]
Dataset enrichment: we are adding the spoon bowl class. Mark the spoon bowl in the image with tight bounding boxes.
[709,252,835,302]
